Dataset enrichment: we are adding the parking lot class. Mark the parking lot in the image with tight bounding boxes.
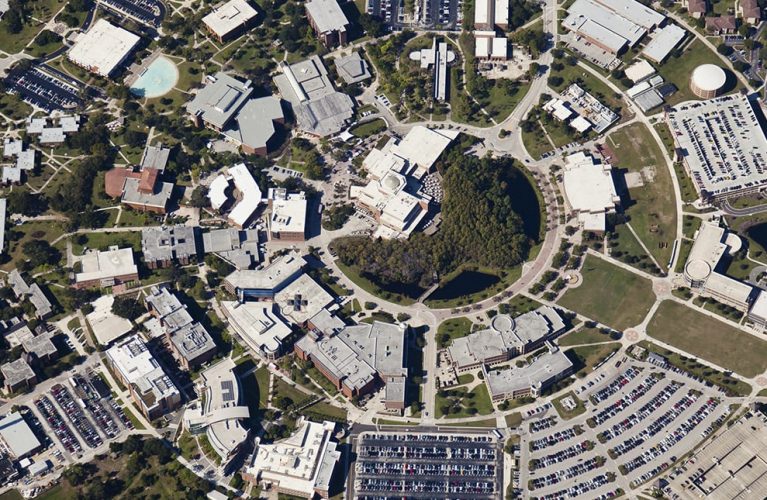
[97,0,165,26]
[353,431,502,499]
[5,66,83,112]
[518,359,737,499]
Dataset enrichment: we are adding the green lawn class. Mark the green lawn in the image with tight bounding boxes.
[522,120,555,160]
[300,401,347,422]
[558,255,656,331]
[552,391,586,420]
[549,63,625,113]
[611,224,654,271]
[558,327,615,346]
[0,90,34,120]
[658,40,739,106]
[437,318,474,348]
[1,220,67,271]
[647,301,767,378]
[504,412,522,428]
[607,123,676,270]
[674,239,694,273]
[435,383,495,418]
[566,343,621,375]
[0,0,63,53]
[350,118,387,138]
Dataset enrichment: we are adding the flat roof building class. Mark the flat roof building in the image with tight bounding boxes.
[7,270,52,319]
[624,59,656,83]
[106,334,182,420]
[484,346,573,401]
[305,0,350,47]
[666,94,767,200]
[246,420,340,499]
[74,246,139,289]
[1,358,36,394]
[202,0,258,42]
[642,24,686,64]
[22,331,57,363]
[221,301,292,359]
[202,228,260,269]
[224,253,305,301]
[142,225,200,269]
[334,52,371,84]
[184,358,250,467]
[0,411,41,459]
[295,322,408,410]
[67,19,140,77]
[274,273,335,326]
[0,199,4,256]
[145,286,217,370]
[86,295,134,346]
[26,115,80,144]
[268,189,307,241]
[562,152,620,232]
[273,56,355,137]
[447,307,565,372]
[207,163,263,228]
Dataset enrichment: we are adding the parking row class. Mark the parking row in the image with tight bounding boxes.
[525,402,553,420]
[590,366,641,404]
[529,425,581,452]
[34,396,82,455]
[529,415,558,433]
[533,475,618,500]
[355,477,495,496]
[609,391,698,459]
[358,444,495,461]
[589,374,661,427]
[599,381,682,443]
[623,398,721,480]
[99,0,164,26]
[5,67,82,112]
[531,440,594,470]
[530,456,605,489]
[51,384,102,449]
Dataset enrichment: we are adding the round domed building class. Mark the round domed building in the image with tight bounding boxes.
[690,64,727,99]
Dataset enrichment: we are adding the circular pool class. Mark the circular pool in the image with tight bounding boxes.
[129,56,179,98]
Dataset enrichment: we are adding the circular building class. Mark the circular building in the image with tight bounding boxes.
[684,259,712,288]
[690,64,727,99]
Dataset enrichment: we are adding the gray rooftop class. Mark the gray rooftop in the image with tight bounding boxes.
[187,72,254,130]
[142,225,200,264]
[22,331,57,359]
[202,228,260,270]
[169,322,217,362]
[0,411,41,458]
[334,52,372,85]
[484,348,573,398]
[7,270,52,318]
[224,96,284,152]
[0,199,5,256]
[140,144,171,172]
[1,358,36,388]
[305,0,349,34]
[122,178,174,209]
[225,254,305,292]
[308,308,346,336]
[384,375,406,405]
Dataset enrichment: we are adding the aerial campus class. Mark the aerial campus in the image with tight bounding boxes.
[4,0,767,500]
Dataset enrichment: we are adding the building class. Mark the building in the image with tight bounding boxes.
[666,94,767,200]
[208,163,263,228]
[86,295,134,346]
[0,411,42,459]
[74,246,139,289]
[7,270,52,319]
[274,273,335,326]
[562,152,620,232]
[624,59,656,83]
[187,73,284,155]
[334,52,371,84]
[563,0,665,55]
[409,38,457,101]
[145,286,217,370]
[67,19,140,77]
[273,56,355,137]
[142,226,200,269]
[295,321,408,410]
[740,0,762,23]
[106,334,182,420]
[474,35,509,61]
[705,15,736,35]
[307,309,346,337]
[183,358,250,468]
[690,64,727,99]
[221,301,293,359]
[245,419,340,499]
[483,346,573,401]
[26,115,80,144]
[202,228,260,269]
[21,331,58,363]
[0,199,4,256]
[682,221,756,311]
[562,84,619,133]
[268,189,307,241]
[1,358,36,393]
[447,307,566,373]
[104,144,174,214]
[685,0,707,18]
[305,0,350,47]
[223,253,305,301]
[203,0,258,42]
[474,0,509,29]
[642,24,686,64]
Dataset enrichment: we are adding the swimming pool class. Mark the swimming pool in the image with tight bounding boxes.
[129,56,179,98]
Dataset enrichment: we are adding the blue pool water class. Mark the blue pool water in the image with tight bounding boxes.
[129,56,179,98]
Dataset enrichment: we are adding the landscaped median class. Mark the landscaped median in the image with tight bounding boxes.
[646,300,767,379]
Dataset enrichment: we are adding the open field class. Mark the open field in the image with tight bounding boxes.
[607,123,677,270]
[647,301,767,378]
[437,318,474,348]
[557,327,616,346]
[566,342,621,375]
[558,254,656,331]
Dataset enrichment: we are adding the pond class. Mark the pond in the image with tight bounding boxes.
[129,56,179,98]
[507,165,543,241]
[428,270,501,301]
[747,223,767,254]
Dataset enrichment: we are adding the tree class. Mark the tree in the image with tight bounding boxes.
[189,186,209,208]
[112,296,144,320]
[6,191,46,216]
[4,9,22,34]
[22,240,60,268]
[717,43,734,56]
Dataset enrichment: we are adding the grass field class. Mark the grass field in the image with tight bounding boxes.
[566,343,621,375]
[504,412,522,428]
[437,318,474,348]
[558,255,656,331]
[435,383,495,418]
[647,301,767,378]
[0,220,67,272]
[608,123,676,270]
[674,239,693,273]
[350,118,387,138]
[549,63,626,113]
[0,0,62,53]
[657,40,739,105]
[558,327,615,346]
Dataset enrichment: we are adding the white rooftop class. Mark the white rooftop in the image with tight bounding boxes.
[222,301,292,356]
[270,190,307,237]
[642,23,686,63]
[75,246,138,285]
[624,59,656,83]
[562,152,619,231]
[203,0,258,38]
[228,163,263,227]
[86,295,134,345]
[68,19,140,77]
[305,0,349,34]
[0,411,41,458]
